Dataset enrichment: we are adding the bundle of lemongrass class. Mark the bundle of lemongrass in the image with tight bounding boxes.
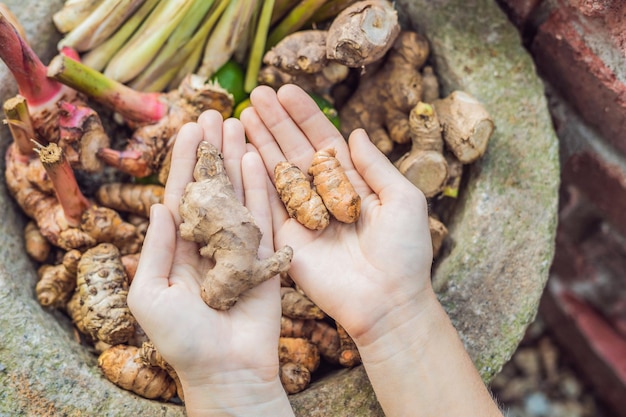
[52,0,358,93]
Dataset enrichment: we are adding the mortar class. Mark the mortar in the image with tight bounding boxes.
[0,0,559,415]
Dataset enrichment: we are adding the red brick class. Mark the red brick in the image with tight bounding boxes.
[531,8,626,152]
[562,150,626,236]
[540,284,626,417]
[566,0,626,52]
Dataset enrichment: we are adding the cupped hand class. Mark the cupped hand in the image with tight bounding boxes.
[240,84,435,345]
[127,110,284,396]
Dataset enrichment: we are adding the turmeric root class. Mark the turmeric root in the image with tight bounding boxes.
[336,323,361,367]
[278,337,320,373]
[280,316,340,363]
[98,344,177,401]
[326,0,400,68]
[274,161,329,231]
[432,91,494,163]
[308,148,360,224]
[67,243,136,345]
[139,342,184,402]
[339,31,430,154]
[279,362,311,394]
[394,102,448,198]
[24,220,51,262]
[281,287,325,320]
[96,182,164,218]
[35,249,81,308]
[179,141,293,310]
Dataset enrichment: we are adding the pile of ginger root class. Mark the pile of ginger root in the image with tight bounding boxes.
[1,0,496,404]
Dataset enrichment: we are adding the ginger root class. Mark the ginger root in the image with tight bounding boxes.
[274,161,329,231]
[139,342,184,402]
[339,31,430,154]
[308,148,360,224]
[179,141,293,310]
[24,220,51,262]
[326,0,400,68]
[96,182,164,218]
[36,249,81,308]
[98,344,177,401]
[432,91,494,164]
[67,243,136,345]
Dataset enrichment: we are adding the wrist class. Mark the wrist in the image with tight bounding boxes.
[180,370,294,417]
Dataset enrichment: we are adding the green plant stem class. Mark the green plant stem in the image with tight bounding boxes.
[266,0,328,48]
[245,0,275,93]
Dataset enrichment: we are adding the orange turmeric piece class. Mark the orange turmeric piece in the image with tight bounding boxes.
[274,161,329,230]
[66,243,136,345]
[98,344,177,401]
[278,337,320,374]
[280,287,325,320]
[36,249,81,308]
[308,148,360,223]
[96,182,164,218]
[336,323,361,367]
[279,362,311,395]
[139,342,184,402]
[281,316,340,363]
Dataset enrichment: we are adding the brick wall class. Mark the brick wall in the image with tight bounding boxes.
[496,0,626,415]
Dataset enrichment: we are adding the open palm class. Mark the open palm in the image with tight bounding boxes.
[241,85,434,341]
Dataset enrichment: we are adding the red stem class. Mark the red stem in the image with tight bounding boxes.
[34,142,90,227]
[0,13,63,106]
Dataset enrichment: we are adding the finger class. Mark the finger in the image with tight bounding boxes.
[196,109,225,151]
[348,128,423,204]
[222,118,247,203]
[240,105,288,180]
[164,122,204,224]
[276,84,351,165]
[129,204,175,301]
[248,85,316,170]
[241,151,274,258]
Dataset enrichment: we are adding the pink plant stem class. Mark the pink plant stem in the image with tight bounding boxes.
[34,142,90,227]
[47,54,168,124]
[0,13,63,106]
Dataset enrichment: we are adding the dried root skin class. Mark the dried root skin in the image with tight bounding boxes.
[339,31,429,154]
[279,362,311,394]
[280,316,340,363]
[274,161,329,231]
[67,243,135,345]
[326,0,400,68]
[80,206,144,255]
[264,30,329,74]
[96,182,164,218]
[179,141,293,310]
[432,91,494,163]
[98,344,177,401]
[35,249,81,308]
[258,63,348,103]
[140,342,184,402]
[281,287,325,320]
[308,148,360,224]
[278,337,320,373]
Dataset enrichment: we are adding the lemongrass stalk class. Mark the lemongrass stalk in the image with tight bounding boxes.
[53,0,104,33]
[58,0,145,52]
[47,54,167,123]
[267,0,328,48]
[3,95,37,156]
[270,0,300,25]
[33,141,90,228]
[306,0,359,24]
[245,0,275,93]
[81,0,159,71]
[144,0,230,91]
[129,0,216,91]
[0,14,63,107]
[197,0,260,78]
[104,0,196,83]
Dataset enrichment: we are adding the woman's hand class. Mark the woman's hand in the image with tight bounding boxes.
[240,84,435,346]
[127,110,293,416]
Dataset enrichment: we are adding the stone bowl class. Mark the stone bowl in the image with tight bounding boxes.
[0,0,559,415]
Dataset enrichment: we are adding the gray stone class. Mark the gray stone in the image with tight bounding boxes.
[0,0,559,415]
